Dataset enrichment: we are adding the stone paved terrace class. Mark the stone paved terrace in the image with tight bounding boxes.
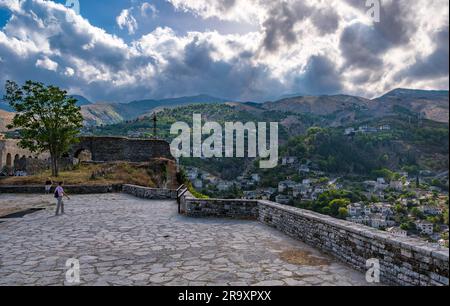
[0,193,374,286]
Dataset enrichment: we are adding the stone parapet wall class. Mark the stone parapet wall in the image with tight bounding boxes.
[258,201,448,286]
[183,196,258,219]
[178,193,449,286]
[122,184,177,200]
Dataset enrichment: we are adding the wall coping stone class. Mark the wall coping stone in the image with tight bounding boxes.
[257,200,449,259]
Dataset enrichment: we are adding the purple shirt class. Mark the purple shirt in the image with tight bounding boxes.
[55,186,64,197]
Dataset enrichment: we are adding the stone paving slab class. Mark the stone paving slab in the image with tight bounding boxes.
[0,193,375,286]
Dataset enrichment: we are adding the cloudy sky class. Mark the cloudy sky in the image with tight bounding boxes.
[0,0,448,103]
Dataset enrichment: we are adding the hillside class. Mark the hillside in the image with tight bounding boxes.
[87,88,447,129]
[260,89,449,125]
[371,89,449,123]
[263,94,371,126]
[81,95,229,126]
[70,95,92,106]
[87,99,449,179]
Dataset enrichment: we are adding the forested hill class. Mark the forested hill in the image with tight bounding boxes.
[85,101,449,178]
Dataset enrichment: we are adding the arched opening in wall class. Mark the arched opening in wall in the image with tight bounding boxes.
[14,154,20,168]
[75,149,93,163]
[6,153,12,167]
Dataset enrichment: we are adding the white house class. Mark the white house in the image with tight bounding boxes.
[390,180,404,191]
[217,181,234,191]
[344,127,356,135]
[243,191,257,200]
[377,178,386,184]
[251,174,261,182]
[282,156,298,166]
[193,179,203,189]
[275,195,291,205]
[420,206,443,216]
[347,203,363,217]
[299,164,310,173]
[387,227,408,237]
[369,214,388,229]
[302,179,312,186]
[292,184,310,198]
[186,168,199,180]
[375,178,388,191]
[278,180,297,193]
[415,221,434,235]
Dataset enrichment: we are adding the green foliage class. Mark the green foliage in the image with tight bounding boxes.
[410,207,425,219]
[371,168,396,181]
[298,189,361,218]
[4,80,83,176]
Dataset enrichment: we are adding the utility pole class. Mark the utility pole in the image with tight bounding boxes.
[152,113,158,138]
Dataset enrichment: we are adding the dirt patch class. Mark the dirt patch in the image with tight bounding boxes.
[279,249,331,266]
[0,198,53,218]
[0,160,178,189]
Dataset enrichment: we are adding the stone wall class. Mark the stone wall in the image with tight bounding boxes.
[0,139,49,170]
[0,184,122,194]
[70,137,173,163]
[178,193,449,286]
[258,201,449,286]
[183,196,258,219]
[122,184,177,200]
[16,157,50,175]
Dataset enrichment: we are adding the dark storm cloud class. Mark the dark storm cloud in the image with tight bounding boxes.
[340,0,418,69]
[217,0,237,12]
[262,1,312,52]
[397,27,449,80]
[0,0,448,102]
[149,37,285,101]
[293,55,343,95]
[261,2,342,53]
[339,23,388,69]
[311,8,340,35]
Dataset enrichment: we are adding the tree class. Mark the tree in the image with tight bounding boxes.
[4,80,83,177]
[338,207,349,219]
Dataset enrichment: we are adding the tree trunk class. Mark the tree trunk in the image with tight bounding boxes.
[50,154,59,177]
[54,157,59,177]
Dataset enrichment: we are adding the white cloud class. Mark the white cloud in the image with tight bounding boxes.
[64,67,75,77]
[167,0,265,24]
[35,56,58,71]
[116,9,138,35]
[0,0,448,102]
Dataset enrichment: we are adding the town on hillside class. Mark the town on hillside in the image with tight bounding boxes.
[183,155,449,248]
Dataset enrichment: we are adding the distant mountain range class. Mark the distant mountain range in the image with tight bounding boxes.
[0,89,448,130]
[0,95,93,112]
[259,88,449,125]
[81,95,229,126]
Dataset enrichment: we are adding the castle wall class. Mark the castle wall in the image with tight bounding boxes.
[0,139,46,169]
[181,194,449,286]
[70,137,173,162]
